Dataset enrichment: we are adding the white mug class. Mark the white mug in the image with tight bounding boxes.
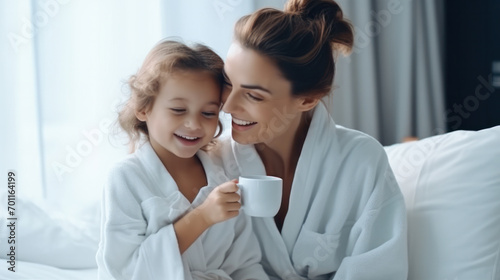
[238,175,283,217]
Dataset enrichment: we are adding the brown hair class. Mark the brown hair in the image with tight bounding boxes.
[118,40,224,152]
[234,0,353,97]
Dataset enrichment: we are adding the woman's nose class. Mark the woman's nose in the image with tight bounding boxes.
[222,88,238,114]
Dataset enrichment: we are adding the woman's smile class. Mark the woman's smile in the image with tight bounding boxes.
[232,116,258,131]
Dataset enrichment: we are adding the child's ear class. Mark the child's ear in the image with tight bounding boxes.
[135,109,148,122]
[296,95,321,112]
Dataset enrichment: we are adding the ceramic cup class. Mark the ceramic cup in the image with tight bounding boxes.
[238,175,283,217]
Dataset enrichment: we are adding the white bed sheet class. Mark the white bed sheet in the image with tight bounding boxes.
[0,260,97,280]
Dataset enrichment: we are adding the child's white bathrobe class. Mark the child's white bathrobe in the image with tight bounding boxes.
[215,103,408,279]
[96,142,268,280]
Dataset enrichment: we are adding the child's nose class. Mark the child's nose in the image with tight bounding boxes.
[185,115,202,130]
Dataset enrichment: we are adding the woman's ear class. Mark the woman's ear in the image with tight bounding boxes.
[296,95,321,112]
[135,109,148,122]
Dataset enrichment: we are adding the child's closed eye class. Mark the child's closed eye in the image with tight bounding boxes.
[202,112,217,118]
[170,108,186,114]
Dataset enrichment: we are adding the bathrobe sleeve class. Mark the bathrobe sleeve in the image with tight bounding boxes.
[220,213,269,280]
[332,142,408,280]
[96,163,185,280]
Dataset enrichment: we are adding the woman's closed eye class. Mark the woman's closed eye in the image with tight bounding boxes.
[246,92,263,101]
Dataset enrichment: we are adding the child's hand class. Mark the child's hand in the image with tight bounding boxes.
[197,180,241,226]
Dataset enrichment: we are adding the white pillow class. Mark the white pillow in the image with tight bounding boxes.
[385,126,500,280]
[0,196,100,269]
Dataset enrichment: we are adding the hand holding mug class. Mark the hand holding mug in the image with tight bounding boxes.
[198,180,241,226]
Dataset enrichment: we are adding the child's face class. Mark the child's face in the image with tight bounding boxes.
[139,70,221,158]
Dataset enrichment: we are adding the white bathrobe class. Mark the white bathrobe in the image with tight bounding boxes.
[96,142,268,280]
[214,103,408,279]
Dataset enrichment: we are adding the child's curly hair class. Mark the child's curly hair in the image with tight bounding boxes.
[118,40,224,152]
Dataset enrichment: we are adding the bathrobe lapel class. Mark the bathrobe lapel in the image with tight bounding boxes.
[137,143,215,274]
[232,141,298,277]
[231,103,339,279]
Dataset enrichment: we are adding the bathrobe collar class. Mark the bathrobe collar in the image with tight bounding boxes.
[134,142,230,274]
[232,103,338,276]
[135,141,221,204]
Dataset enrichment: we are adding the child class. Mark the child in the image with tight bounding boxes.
[96,40,268,280]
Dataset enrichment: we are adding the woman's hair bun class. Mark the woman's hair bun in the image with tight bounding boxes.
[284,0,354,55]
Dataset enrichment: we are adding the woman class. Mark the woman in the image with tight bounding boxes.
[214,0,408,279]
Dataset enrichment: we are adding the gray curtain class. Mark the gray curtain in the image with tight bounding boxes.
[159,0,446,145]
[330,0,446,145]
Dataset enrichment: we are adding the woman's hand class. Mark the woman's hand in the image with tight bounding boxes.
[197,180,241,226]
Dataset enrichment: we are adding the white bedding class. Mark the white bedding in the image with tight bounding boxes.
[0,260,97,280]
[0,193,100,280]
[1,126,498,280]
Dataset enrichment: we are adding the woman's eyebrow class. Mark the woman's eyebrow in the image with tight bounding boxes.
[223,68,272,94]
[241,84,272,94]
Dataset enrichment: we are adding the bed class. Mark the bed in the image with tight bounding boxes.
[1,125,499,280]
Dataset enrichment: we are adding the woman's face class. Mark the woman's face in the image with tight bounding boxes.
[222,42,305,146]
